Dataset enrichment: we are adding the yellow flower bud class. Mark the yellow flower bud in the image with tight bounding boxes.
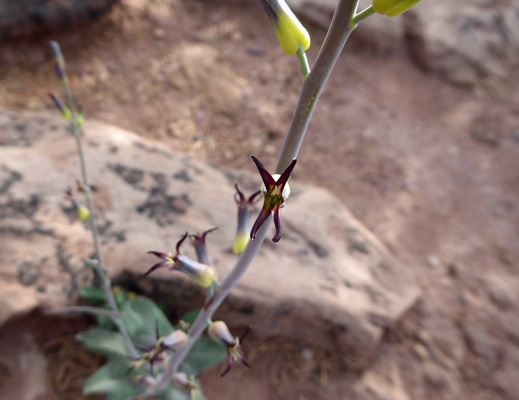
[77,205,90,221]
[233,232,250,255]
[373,0,421,17]
[262,0,310,55]
[190,264,216,288]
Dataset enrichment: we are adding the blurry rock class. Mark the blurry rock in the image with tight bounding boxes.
[291,0,519,87]
[0,108,419,368]
[484,275,517,311]
[462,317,502,375]
[493,347,519,399]
[165,43,251,115]
[0,0,119,39]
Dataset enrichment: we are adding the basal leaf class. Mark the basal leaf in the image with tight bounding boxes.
[83,358,140,399]
[122,296,174,345]
[184,337,227,375]
[76,329,128,357]
[80,285,107,303]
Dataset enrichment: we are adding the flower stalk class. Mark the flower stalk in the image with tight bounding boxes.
[49,41,138,358]
[152,0,361,392]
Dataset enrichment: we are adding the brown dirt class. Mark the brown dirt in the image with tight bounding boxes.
[1,0,518,399]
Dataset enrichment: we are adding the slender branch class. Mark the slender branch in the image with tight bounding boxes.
[296,44,310,79]
[50,41,139,358]
[153,0,360,392]
[352,5,375,26]
[276,0,359,173]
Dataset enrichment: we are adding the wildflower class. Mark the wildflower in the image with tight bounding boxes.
[250,156,297,243]
[49,93,72,120]
[132,330,188,371]
[372,0,421,17]
[145,233,217,287]
[65,187,90,221]
[190,227,218,266]
[49,40,68,82]
[233,184,261,254]
[261,0,310,55]
[208,321,250,377]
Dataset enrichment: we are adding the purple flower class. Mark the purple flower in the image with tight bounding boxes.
[208,321,251,377]
[233,184,261,254]
[144,233,216,287]
[190,227,218,266]
[250,156,297,242]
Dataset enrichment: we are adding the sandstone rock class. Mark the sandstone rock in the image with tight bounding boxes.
[0,109,419,367]
[290,0,519,87]
[483,275,518,311]
[404,1,519,87]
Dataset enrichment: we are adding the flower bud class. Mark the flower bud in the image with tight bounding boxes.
[77,205,91,221]
[261,0,310,55]
[373,0,421,17]
[145,233,218,287]
[190,227,217,266]
[163,330,189,349]
[233,184,260,255]
[174,255,216,288]
[207,321,251,376]
[172,372,192,391]
[133,375,156,388]
[49,94,72,120]
[208,321,235,347]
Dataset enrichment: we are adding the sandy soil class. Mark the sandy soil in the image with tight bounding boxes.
[1,0,518,399]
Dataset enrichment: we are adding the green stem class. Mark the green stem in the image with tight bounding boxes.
[296,44,310,79]
[51,41,139,359]
[152,0,360,393]
[352,5,375,26]
[276,0,359,173]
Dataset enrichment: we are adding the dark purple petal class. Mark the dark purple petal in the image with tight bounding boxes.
[239,326,252,343]
[147,251,168,260]
[240,357,251,368]
[234,183,245,204]
[276,158,297,187]
[199,227,218,243]
[250,207,272,240]
[143,262,169,276]
[175,232,189,254]
[220,355,234,377]
[251,156,276,188]
[248,190,262,204]
[272,206,283,243]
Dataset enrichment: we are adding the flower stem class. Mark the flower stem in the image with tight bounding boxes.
[276,0,359,172]
[50,41,139,359]
[296,44,310,79]
[153,0,360,392]
[352,5,375,26]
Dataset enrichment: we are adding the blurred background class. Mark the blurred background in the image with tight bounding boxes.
[0,0,518,399]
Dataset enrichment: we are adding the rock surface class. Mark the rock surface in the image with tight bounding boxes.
[291,0,519,87]
[0,108,419,367]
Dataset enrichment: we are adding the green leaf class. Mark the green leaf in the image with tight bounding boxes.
[191,390,208,400]
[114,287,130,307]
[161,386,191,400]
[76,329,128,357]
[184,337,227,375]
[190,379,208,400]
[180,309,200,326]
[80,285,107,303]
[83,359,140,399]
[121,296,174,346]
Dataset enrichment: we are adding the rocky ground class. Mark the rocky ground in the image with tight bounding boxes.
[0,0,518,399]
